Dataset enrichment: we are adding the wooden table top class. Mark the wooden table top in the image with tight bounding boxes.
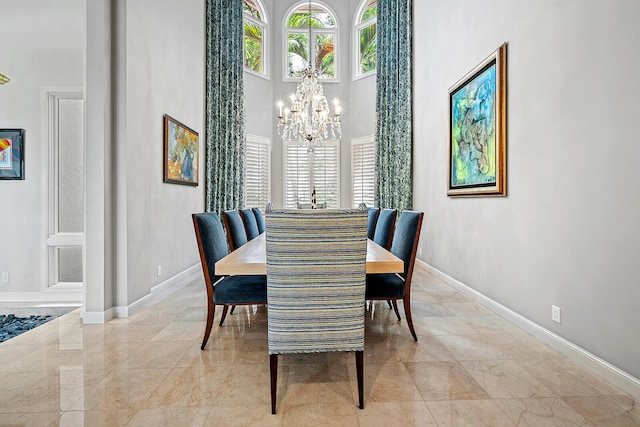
[215,233,404,276]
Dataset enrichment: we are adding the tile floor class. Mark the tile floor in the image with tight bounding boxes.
[0,266,638,426]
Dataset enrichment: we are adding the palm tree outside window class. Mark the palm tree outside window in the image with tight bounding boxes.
[285,2,338,81]
[354,0,376,79]
[243,0,268,77]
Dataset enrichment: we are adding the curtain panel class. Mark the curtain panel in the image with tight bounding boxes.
[205,0,245,213]
[375,0,413,211]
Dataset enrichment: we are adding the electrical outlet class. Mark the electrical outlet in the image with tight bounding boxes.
[157,266,162,277]
[552,305,561,323]
[1,272,8,283]
[418,247,422,256]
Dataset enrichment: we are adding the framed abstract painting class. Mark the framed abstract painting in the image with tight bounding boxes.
[448,43,507,197]
[0,129,25,180]
[163,114,199,186]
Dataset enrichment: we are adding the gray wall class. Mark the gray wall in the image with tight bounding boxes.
[413,0,640,379]
[0,0,84,300]
[123,0,205,304]
[0,0,205,311]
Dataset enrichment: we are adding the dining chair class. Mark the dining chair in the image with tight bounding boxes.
[367,207,380,240]
[373,208,397,249]
[266,209,368,413]
[252,207,266,234]
[366,210,424,341]
[240,208,260,240]
[222,210,248,251]
[192,213,267,350]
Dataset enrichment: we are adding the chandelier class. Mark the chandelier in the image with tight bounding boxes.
[277,1,341,150]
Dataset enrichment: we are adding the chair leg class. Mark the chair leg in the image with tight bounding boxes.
[403,297,418,341]
[230,305,236,315]
[219,305,229,327]
[387,300,392,309]
[270,354,278,414]
[201,301,216,350]
[356,351,364,409]
[391,300,401,321]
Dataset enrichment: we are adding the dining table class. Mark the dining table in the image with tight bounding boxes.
[215,233,404,275]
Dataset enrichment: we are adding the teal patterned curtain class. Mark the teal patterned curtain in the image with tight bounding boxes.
[375,0,413,211]
[205,0,245,213]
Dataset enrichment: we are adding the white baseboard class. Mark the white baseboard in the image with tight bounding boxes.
[416,259,640,401]
[0,290,82,304]
[81,264,201,323]
[81,307,114,324]
[125,264,200,317]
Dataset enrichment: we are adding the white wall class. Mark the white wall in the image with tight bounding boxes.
[244,0,273,139]
[1,0,204,311]
[413,0,640,380]
[124,0,205,304]
[0,0,84,300]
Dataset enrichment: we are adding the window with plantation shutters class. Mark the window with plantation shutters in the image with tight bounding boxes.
[283,140,340,209]
[244,135,271,209]
[351,136,375,208]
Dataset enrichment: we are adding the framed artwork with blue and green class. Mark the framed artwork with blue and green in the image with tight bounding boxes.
[163,114,198,186]
[448,43,507,196]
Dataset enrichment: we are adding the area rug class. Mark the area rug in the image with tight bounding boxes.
[0,314,54,343]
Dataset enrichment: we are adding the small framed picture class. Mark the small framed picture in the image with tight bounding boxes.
[0,129,25,180]
[448,43,507,196]
[163,114,199,186]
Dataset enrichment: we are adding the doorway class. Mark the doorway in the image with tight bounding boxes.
[45,91,84,295]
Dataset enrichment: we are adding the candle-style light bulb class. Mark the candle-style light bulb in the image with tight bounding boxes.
[277,101,283,117]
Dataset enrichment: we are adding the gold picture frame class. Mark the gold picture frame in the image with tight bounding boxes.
[448,43,507,197]
[163,114,199,186]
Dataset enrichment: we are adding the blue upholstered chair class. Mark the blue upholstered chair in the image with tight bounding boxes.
[373,208,397,249]
[367,207,380,240]
[252,207,266,234]
[366,210,424,341]
[192,213,267,349]
[240,208,260,240]
[266,209,368,413]
[222,210,248,251]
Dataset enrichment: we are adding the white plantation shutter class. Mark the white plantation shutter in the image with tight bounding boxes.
[352,136,375,207]
[244,135,271,209]
[313,142,339,208]
[283,143,311,208]
[283,140,340,209]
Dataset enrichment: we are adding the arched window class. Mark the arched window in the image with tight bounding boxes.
[284,2,338,81]
[354,0,376,78]
[243,0,268,77]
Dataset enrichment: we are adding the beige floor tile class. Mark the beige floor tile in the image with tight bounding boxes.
[206,405,283,426]
[460,359,554,399]
[280,402,360,426]
[366,361,424,402]
[496,397,592,426]
[127,407,212,427]
[405,361,490,401]
[437,333,548,361]
[515,359,605,397]
[0,267,637,425]
[427,399,516,427]
[563,395,640,426]
[81,368,172,411]
[357,401,438,426]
